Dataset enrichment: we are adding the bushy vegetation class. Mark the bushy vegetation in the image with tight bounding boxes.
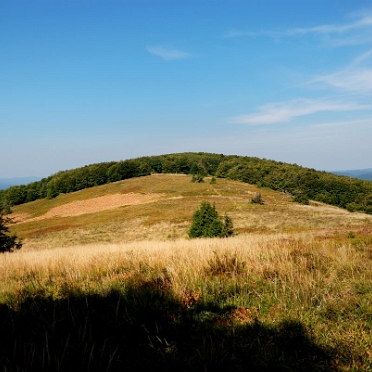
[251,192,264,205]
[1,152,372,214]
[0,207,22,253]
[188,201,233,238]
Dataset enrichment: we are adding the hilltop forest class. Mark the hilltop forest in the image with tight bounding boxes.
[1,152,372,214]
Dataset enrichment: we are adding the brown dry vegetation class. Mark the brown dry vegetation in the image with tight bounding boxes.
[2,174,372,370]
[7,174,372,250]
[2,233,372,370]
[12,192,163,222]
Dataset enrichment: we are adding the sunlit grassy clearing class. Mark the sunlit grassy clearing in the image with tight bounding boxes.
[2,233,372,310]
[13,201,372,250]
[3,174,372,369]
[2,232,372,369]
[8,174,372,249]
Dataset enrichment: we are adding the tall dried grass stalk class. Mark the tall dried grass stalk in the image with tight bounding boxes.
[1,233,370,309]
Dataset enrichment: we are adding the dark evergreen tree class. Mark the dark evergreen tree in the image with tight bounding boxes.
[188,201,233,238]
[191,174,205,183]
[189,162,199,175]
[222,213,234,237]
[0,207,22,253]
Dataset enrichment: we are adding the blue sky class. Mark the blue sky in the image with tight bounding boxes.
[1,0,372,178]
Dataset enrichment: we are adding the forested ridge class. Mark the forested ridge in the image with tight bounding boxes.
[2,152,372,214]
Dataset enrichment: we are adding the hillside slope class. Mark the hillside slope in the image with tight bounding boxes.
[2,152,372,214]
[8,174,372,251]
[3,174,372,371]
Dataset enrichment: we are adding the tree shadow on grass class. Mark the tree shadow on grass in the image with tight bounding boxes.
[0,278,338,372]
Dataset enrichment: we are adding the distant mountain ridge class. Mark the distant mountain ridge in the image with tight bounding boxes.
[333,168,372,181]
[0,177,42,190]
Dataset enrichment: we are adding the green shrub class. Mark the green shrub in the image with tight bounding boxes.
[188,201,233,238]
[0,207,22,253]
[251,193,264,205]
[293,193,310,205]
[347,231,356,239]
[191,174,205,183]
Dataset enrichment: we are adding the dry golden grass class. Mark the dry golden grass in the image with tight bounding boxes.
[3,174,372,370]
[7,232,371,370]
[1,235,268,293]
[2,177,372,370]
[2,232,371,304]
[7,174,372,251]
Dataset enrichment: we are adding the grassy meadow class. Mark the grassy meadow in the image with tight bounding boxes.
[1,174,372,371]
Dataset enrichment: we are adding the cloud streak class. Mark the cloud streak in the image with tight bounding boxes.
[286,15,372,36]
[315,69,372,93]
[225,12,372,46]
[308,50,372,93]
[146,46,190,61]
[230,98,369,125]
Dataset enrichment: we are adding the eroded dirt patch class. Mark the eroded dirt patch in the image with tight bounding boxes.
[10,213,31,223]
[13,193,164,223]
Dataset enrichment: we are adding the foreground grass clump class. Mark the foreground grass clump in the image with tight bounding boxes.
[1,234,372,371]
[0,284,334,371]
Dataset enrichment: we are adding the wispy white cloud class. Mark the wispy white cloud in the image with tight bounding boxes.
[308,50,372,93]
[286,15,372,36]
[225,12,372,46]
[146,46,190,61]
[310,118,372,129]
[229,98,369,125]
[315,69,372,93]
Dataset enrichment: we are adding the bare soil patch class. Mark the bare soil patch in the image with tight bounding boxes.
[12,193,164,223]
[10,213,30,223]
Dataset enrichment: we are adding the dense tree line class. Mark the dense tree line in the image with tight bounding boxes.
[1,152,372,214]
[0,160,147,205]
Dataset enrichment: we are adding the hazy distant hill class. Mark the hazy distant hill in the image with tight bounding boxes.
[0,177,42,190]
[333,168,372,181]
